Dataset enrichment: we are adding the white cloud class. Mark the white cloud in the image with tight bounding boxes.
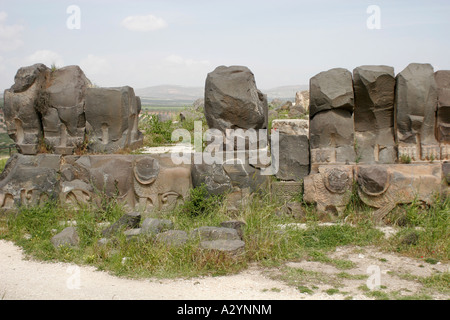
[0,11,25,51]
[121,14,168,32]
[24,50,64,67]
[80,54,111,76]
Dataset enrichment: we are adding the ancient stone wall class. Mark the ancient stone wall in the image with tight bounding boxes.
[304,63,449,217]
[1,62,448,219]
[3,63,143,155]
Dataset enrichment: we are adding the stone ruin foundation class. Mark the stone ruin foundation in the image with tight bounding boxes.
[0,63,449,223]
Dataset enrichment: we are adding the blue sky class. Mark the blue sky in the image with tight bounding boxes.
[1,0,449,91]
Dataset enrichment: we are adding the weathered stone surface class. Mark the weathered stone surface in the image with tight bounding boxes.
[51,227,79,248]
[4,63,50,154]
[191,151,269,195]
[309,110,355,167]
[444,162,450,184]
[85,86,143,153]
[272,119,308,136]
[43,66,91,154]
[140,218,174,236]
[220,221,246,240]
[271,180,303,201]
[191,161,232,196]
[357,164,443,220]
[276,202,305,220]
[272,119,309,181]
[309,68,354,118]
[133,156,192,212]
[155,230,188,247]
[395,63,439,161]
[353,65,397,164]
[295,90,309,112]
[303,166,354,215]
[205,66,268,134]
[435,70,450,145]
[190,226,240,241]
[199,239,245,255]
[0,154,60,209]
[123,228,141,241]
[102,212,141,237]
[60,154,191,212]
[357,166,389,195]
[309,68,355,169]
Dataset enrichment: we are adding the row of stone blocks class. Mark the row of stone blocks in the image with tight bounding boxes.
[272,63,449,183]
[0,152,448,218]
[3,63,143,155]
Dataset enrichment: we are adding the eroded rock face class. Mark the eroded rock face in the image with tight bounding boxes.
[3,63,49,154]
[85,86,143,153]
[309,68,354,118]
[309,68,355,169]
[0,154,60,209]
[395,63,439,161]
[356,164,443,220]
[4,64,143,155]
[272,119,309,181]
[204,65,268,134]
[309,109,355,167]
[303,166,354,215]
[353,65,397,164]
[435,71,450,145]
[43,66,91,154]
[0,154,192,213]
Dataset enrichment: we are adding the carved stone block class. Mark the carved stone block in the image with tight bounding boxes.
[84,86,144,153]
[395,63,439,161]
[303,165,354,215]
[353,65,397,164]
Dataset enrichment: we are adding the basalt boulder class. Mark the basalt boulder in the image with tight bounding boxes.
[204,65,268,136]
[353,65,397,164]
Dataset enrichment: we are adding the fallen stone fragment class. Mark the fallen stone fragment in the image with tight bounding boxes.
[51,227,79,248]
[199,239,245,255]
[155,230,188,247]
[140,218,174,236]
[190,226,240,241]
[102,212,141,237]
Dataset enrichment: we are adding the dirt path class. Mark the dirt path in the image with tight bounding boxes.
[0,240,448,300]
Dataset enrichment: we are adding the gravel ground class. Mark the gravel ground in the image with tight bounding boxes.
[0,239,448,300]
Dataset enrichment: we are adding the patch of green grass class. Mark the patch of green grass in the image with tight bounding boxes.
[307,250,356,270]
[386,196,449,262]
[324,288,340,295]
[297,285,314,294]
[1,183,448,288]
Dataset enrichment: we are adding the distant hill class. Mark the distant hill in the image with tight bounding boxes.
[135,85,203,101]
[135,84,308,106]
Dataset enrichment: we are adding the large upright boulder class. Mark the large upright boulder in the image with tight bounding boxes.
[85,86,143,153]
[353,65,397,163]
[435,70,450,145]
[309,68,355,170]
[395,63,439,161]
[43,66,91,154]
[309,68,354,119]
[3,63,49,154]
[204,66,268,149]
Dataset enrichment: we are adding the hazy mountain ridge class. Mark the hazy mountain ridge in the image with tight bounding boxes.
[135,84,308,102]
